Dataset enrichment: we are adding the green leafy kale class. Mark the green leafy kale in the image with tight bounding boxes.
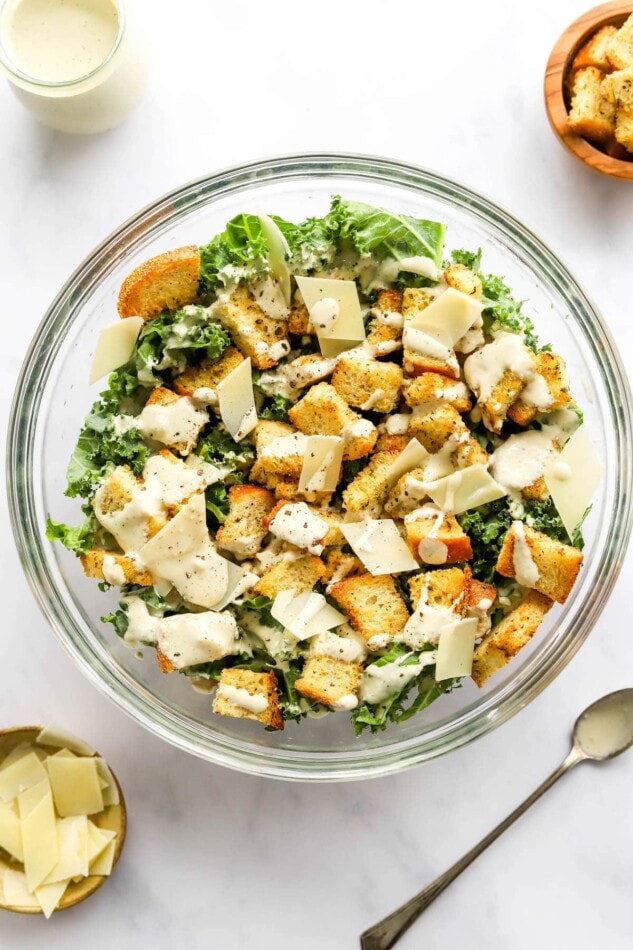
[205,483,229,526]
[133,306,230,384]
[241,595,283,631]
[259,394,293,422]
[101,584,177,639]
[332,195,445,269]
[196,426,255,479]
[450,248,543,352]
[45,513,98,554]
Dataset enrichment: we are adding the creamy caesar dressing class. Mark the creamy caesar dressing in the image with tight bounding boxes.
[101,554,125,586]
[192,386,218,406]
[261,432,309,459]
[341,417,375,443]
[310,626,367,663]
[360,652,436,704]
[399,581,461,649]
[359,389,385,411]
[464,332,535,402]
[267,502,329,554]
[511,521,539,588]
[310,297,340,333]
[575,695,633,758]
[374,309,404,329]
[250,276,289,320]
[383,413,411,434]
[490,429,558,493]
[143,453,207,508]
[158,611,238,669]
[93,472,164,552]
[138,493,229,608]
[330,694,359,711]
[402,325,458,373]
[137,397,209,457]
[418,538,449,565]
[216,683,269,714]
[121,596,160,647]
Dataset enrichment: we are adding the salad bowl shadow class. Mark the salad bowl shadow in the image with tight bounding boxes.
[7,154,633,781]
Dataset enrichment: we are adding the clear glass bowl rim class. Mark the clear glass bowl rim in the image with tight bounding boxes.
[7,152,633,782]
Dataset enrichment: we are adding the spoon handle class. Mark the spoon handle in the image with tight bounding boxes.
[360,747,584,950]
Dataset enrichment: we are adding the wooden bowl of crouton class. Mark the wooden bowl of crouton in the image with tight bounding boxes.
[545,2,633,179]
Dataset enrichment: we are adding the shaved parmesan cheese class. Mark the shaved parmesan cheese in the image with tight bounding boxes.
[544,427,602,538]
[46,758,103,818]
[271,589,346,640]
[139,493,229,609]
[17,777,50,819]
[19,784,58,891]
[299,435,344,492]
[341,519,419,575]
[2,868,40,909]
[34,879,69,918]
[384,438,430,488]
[435,617,479,681]
[0,799,24,861]
[216,357,258,442]
[94,759,119,808]
[43,815,89,884]
[87,822,117,863]
[407,288,483,344]
[36,726,95,757]
[0,752,47,803]
[259,212,291,305]
[402,324,458,372]
[426,464,506,514]
[89,317,143,384]
[89,838,116,876]
[296,276,365,357]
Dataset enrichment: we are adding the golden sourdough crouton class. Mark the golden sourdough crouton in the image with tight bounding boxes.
[254,419,294,451]
[288,293,313,335]
[402,373,472,413]
[365,289,403,356]
[496,523,583,604]
[331,352,403,413]
[118,246,200,320]
[603,66,633,152]
[329,573,409,648]
[322,548,365,584]
[408,567,467,612]
[444,263,483,299]
[342,445,403,518]
[254,554,327,599]
[252,420,306,481]
[215,484,275,559]
[521,476,550,502]
[143,386,208,456]
[214,285,290,370]
[80,549,153,586]
[295,655,362,709]
[404,511,473,565]
[156,647,176,673]
[288,383,377,461]
[408,402,469,453]
[471,591,553,687]
[480,369,530,434]
[568,66,616,143]
[384,466,428,517]
[272,480,331,504]
[213,668,284,730]
[572,24,618,72]
[173,347,244,397]
[606,13,633,69]
[402,288,459,379]
[93,465,166,543]
[508,351,573,426]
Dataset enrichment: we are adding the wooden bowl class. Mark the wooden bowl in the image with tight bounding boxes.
[544,1,633,179]
[0,726,127,916]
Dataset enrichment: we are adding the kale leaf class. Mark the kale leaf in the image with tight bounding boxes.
[134,307,230,384]
[259,394,293,422]
[45,513,98,554]
[196,426,255,479]
[332,195,445,268]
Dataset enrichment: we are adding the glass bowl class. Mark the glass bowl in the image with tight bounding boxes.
[7,154,633,781]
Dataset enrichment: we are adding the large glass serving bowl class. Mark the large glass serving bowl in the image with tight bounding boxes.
[7,154,633,781]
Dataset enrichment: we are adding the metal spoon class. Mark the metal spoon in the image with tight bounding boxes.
[360,688,633,950]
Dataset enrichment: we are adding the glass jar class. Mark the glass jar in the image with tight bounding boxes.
[0,0,148,134]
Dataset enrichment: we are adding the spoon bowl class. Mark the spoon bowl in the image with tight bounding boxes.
[573,688,633,760]
[0,726,127,916]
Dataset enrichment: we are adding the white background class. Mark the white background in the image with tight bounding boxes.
[1,1,633,947]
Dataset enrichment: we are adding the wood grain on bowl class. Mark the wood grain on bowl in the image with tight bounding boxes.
[545,1,633,179]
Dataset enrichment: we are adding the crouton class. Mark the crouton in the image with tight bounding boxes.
[141,386,208,456]
[606,13,633,69]
[365,289,403,356]
[375,433,411,453]
[342,445,403,518]
[465,574,497,614]
[117,246,200,320]
[156,647,176,673]
[603,66,633,152]
[404,511,473,564]
[408,403,469,453]
[295,655,362,709]
[80,549,153,586]
[331,352,403,413]
[213,668,284,730]
[408,567,467,612]
[256,433,308,481]
[572,24,618,72]
[481,370,529,434]
[272,479,331,504]
[322,547,365,584]
[453,434,489,468]
[508,352,573,426]
[173,347,244,398]
[604,134,632,159]
[568,66,616,143]
[471,591,553,687]
[496,523,583,604]
[288,292,313,335]
[93,465,165,547]
[402,288,459,379]
[254,419,295,451]
[253,554,327,600]
[444,263,483,299]
[214,285,290,370]
[215,484,275,559]
[288,382,377,461]
[282,353,337,392]
[329,573,409,648]
[384,466,428,517]
[403,373,472,413]
[521,477,550,501]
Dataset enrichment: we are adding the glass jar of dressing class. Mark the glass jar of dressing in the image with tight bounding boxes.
[0,0,148,134]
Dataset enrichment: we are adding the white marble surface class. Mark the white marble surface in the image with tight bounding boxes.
[1,0,633,946]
